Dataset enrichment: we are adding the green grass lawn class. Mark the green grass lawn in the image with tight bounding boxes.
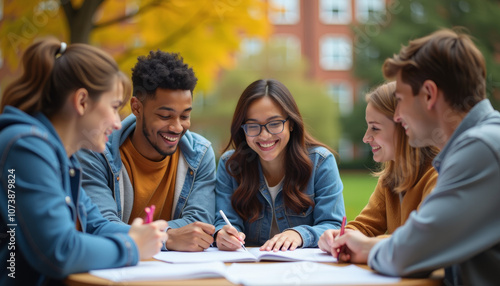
[340,171,379,221]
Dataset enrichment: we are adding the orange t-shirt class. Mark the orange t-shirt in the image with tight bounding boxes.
[119,137,179,223]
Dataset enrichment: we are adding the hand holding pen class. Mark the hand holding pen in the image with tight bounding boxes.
[336,216,346,260]
[217,210,247,251]
[129,205,168,260]
[145,205,156,224]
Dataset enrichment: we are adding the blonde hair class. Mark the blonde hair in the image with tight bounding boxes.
[366,82,439,193]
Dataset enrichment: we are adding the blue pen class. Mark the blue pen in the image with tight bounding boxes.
[219,210,247,251]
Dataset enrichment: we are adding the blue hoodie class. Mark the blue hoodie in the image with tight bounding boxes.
[0,106,138,286]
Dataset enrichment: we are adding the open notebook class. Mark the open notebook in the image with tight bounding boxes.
[153,247,337,263]
[90,261,402,284]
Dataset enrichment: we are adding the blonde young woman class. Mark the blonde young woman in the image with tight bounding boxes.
[319,82,439,254]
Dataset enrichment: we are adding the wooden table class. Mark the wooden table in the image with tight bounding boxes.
[65,261,444,286]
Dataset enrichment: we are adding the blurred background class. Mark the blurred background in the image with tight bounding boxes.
[1,0,500,219]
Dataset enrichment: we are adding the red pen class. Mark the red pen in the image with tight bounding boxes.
[144,205,155,223]
[337,216,347,260]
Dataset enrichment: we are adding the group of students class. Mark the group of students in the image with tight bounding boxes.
[1,28,499,286]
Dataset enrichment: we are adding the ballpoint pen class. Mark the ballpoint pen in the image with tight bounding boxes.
[337,215,347,260]
[219,210,247,251]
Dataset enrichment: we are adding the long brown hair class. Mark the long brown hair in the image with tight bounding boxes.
[366,82,439,193]
[224,79,334,222]
[1,38,130,116]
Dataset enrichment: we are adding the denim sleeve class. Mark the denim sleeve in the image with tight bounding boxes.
[168,145,216,228]
[289,152,345,247]
[0,136,138,279]
[214,154,245,234]
[368,138,500,277]
[76,149,124,224]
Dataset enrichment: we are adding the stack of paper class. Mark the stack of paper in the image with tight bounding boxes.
[89,249,402,285]
[89,261,226,282]
[225,262,401,285]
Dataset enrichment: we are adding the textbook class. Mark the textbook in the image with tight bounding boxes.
[153,247,337,263]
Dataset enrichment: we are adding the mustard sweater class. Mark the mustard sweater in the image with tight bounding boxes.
[346,166,438,237]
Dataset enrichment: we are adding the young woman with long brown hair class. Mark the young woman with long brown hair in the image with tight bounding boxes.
[214,79,345,251]
[0,38,167,285]
[318,82,439,255]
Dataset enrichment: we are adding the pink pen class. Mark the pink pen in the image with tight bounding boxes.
[337,216,347,260]
[144,205,155,223]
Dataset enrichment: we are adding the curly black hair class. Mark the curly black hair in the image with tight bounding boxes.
[131,50,198,100]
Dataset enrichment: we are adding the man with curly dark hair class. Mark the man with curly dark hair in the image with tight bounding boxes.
[76,51,216,252]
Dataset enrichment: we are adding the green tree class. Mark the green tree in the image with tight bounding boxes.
[345,0,500,164]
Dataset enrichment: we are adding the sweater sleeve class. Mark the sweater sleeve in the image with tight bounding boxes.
[346,179,389,237]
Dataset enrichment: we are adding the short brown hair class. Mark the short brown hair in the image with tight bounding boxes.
[383,29,486,112]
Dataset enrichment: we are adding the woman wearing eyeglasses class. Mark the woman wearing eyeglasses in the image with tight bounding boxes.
[214,79,345,251]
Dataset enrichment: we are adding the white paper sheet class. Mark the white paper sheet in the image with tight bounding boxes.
[225,262,402,285]
[89,261,226,282]
[153,247,337,263]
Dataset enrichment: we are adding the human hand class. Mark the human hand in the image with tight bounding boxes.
[165,221,215,251]
[318,229,341,254]
[216,225,246,251]
[330,230,381,264]
[260,230,302,252]
[128,218,168,260]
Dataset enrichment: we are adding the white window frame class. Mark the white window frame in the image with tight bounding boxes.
[326,81,353,115]
[356,0,385,23]
[320,35,352,71]
[269,34,301,66]
[269,0,300,25]
[240,37,264,58]
[319,0,351,24]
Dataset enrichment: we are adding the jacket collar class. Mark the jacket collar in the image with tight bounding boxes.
[104,113,206,172]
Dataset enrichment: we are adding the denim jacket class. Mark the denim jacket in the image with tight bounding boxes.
[75,113,216,229]
[0,107,137,286]
[214,146,345,248]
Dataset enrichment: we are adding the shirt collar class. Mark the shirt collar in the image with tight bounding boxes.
[433,99,494,172]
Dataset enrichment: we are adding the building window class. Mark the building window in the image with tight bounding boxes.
[326,81,353,115]
[240,38,264,58]
[339,138,354,161]
[320,36,352,70]
[356,0,385,23]
[319,0,351,24]
[269,0,300,25]
[410,1,427,24]
[269,35,301,68]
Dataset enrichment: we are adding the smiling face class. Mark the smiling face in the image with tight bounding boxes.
[132,88,192,161]
[82,77,123,153]
[363,102,396,162]
[244,96,290,166]
[393,71,434,148]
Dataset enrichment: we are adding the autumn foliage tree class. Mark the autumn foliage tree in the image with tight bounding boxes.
[1,0,270,93]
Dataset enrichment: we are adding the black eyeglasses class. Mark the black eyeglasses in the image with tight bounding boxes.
[241,117,289,137]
